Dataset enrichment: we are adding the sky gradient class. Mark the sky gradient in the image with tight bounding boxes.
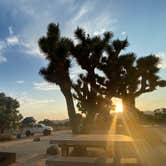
[0,0,165,120]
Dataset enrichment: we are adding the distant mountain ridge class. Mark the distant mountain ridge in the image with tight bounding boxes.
[52,119,69,124]
[143,111,155,115]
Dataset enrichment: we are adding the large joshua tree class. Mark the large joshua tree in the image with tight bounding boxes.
[38,23,76,132]
[72,28,112,121]
[72,74,112,116]
[118,54,166,112]
[72,74,112,132]
[100,51,166,112]
[98,38,166,112]
[98,38,129,102]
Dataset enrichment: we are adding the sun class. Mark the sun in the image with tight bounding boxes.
[115,103,123,112]
[112,98,123,113]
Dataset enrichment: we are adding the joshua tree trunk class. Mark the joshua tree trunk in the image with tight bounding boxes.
[122,96,136,112]
[61,87,77,133]
[84,111,96,133]
[84,69,97,132]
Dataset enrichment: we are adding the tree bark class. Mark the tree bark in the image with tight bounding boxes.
[81,68,97,133]
[122,96,136,112]
[85,111,96,133]
[61,87,77,134]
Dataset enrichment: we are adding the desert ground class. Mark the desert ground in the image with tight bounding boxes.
[0,131,70,166]
[0,126,166,166]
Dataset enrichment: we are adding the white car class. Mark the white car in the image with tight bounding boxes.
[24,123,53,136]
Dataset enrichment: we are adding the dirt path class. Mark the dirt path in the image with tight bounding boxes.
[0,130,70,166]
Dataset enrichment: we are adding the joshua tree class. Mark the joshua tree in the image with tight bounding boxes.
[73,79,112,133]
[39,23,166,131]
[97,38,129,106]
[118,54,166,112]
[100,49,166,112]
[38,23,76,132]
[72,28,112,121]
[73,74,112,114]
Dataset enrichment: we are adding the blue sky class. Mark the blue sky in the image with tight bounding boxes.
[0,0,165,120]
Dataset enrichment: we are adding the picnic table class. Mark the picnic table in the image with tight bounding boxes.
[50,134,134,156]
[47,134,138,166]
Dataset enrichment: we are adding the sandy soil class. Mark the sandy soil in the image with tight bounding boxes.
[0,127,166,166]
[0,131,69,166]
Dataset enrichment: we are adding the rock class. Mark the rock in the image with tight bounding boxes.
[33,137,40,142]
[16,133,22,139]
[70,146,88,156]
[46,145,60,155]
[94,156,108,166]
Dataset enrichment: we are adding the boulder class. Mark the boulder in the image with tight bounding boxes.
[33,137,40,142]
[46,145,60,155]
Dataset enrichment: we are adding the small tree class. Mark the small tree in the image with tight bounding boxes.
[38,119,53,126]
[22,117,36,127]
[154,108,166,122]
[0,93,22,133]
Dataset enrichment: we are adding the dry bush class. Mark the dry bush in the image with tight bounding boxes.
[0,134,14,141]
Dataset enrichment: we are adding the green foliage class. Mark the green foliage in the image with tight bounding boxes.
[0,133,14,141]
[154,108,166,122]
[38,119,53,126]
[22,117,36,127]
[0,93,22,133]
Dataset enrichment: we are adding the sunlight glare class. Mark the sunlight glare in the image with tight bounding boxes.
[116,103,123,112]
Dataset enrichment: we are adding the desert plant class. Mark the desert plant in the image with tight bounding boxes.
[38,23,76,133]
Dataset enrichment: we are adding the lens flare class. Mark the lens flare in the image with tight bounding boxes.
[116,103,123,112]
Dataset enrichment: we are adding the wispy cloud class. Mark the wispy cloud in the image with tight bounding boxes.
[72,3,90,22]
[121,31,127,36]
[93,28,106,36]
[2,90,56,106]
[16,80,24,84]
[64,2,117,38]
[20,97,56,105]
[0,1,117,59]
[8,26,14,35]
[20,41,43,57]
[157,52,166,69]
[6,25,19,46]
[0,41,6,50]
[33,82,59,91]
[0,26,19,63]
[6,36,19,46]
[0,55,7,63]
[0,41,7,63]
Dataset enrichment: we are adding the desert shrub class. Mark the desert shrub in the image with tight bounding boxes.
[46,145,60,155]
[33,137,40,142]
[0,134,14,141]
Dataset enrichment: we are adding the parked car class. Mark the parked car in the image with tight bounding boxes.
[23,123,53,136]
